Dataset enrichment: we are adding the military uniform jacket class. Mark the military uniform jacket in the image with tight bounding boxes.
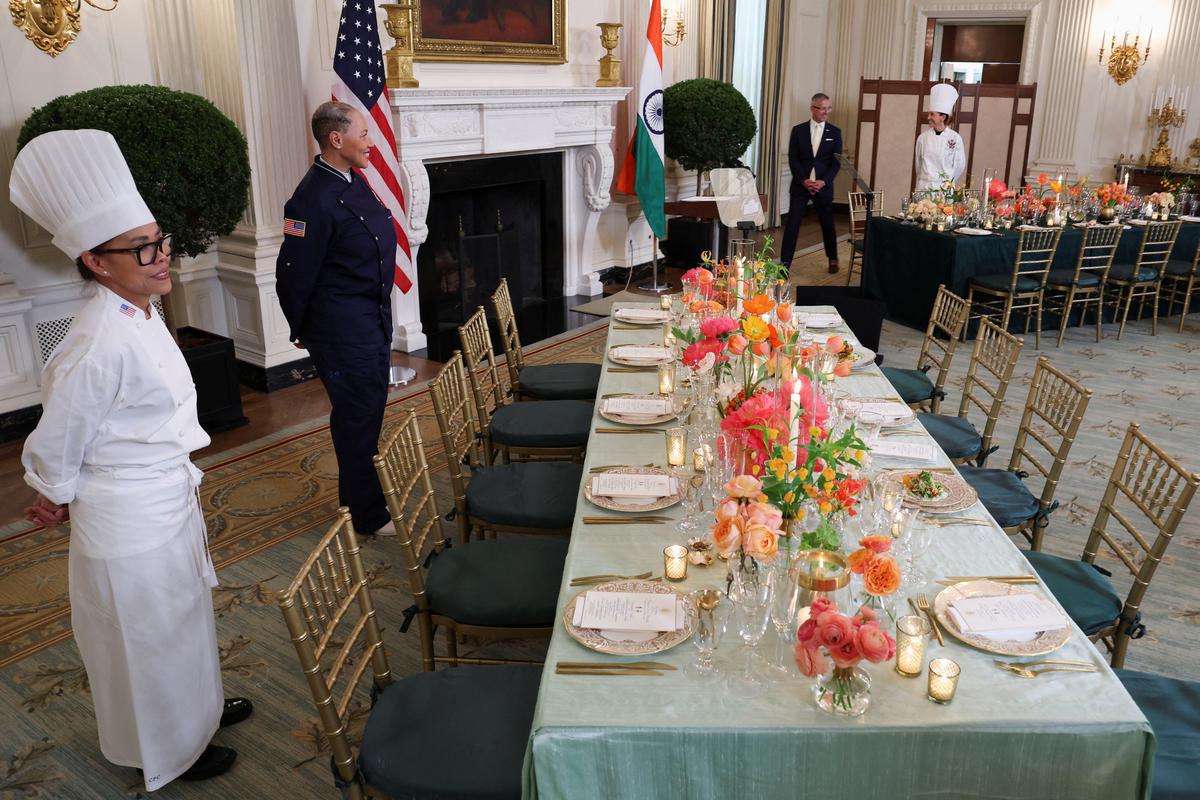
[276,157,397,347]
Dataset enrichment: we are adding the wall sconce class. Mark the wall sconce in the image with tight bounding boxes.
[1097,25,1151,85]
[11,0,118,57]
[661,2,685,47]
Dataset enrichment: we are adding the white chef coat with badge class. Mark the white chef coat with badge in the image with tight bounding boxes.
[22,283,222,792]
[914,127,967,191]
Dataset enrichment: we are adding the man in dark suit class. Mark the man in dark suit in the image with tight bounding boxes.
[780,92,842,274]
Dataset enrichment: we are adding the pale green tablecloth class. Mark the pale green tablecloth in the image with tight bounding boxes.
[522,306,1154,800]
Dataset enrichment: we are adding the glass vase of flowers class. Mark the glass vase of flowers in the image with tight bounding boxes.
[794,597,895,717]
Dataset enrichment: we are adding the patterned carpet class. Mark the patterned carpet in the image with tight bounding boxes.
[1,305,1197,798]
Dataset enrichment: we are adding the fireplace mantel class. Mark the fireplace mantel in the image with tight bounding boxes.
[387,86,629,353]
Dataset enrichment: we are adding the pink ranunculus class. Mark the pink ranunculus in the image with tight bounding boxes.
[829,638,862,669]
[796,617,819,649]
[746,501,783,531]
[699,315,739,339]
[715,498,740,522]
[815,610,856,649]
[726,333,748,356]
[809,596,837,617]
[856,622,895,663]
[724,475,762,499]
[855,605,880,626]
[794,643,828,677]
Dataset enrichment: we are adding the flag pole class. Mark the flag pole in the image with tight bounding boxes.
[639,235,671,293]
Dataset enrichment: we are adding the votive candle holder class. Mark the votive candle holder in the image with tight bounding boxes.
[895,615,931,678]
[664,544,688,581]
[665,427,687,468]
[660,294,673,310]
[658,363,676,395]
[927,658,960,703]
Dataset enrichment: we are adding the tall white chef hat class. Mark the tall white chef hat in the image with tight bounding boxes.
[929,83,959,116]
[9,129,154,260]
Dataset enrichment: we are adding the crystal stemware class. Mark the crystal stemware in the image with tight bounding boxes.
[727,560,774,695]
[685,589,728,679]
[767,561,801,680]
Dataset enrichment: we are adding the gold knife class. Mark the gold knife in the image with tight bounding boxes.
[554,667,664,676]
[557,661,675,670]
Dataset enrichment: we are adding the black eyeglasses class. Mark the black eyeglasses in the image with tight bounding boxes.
[92,233,174,267]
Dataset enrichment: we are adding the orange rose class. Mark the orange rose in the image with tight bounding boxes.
[863,554,901,596]
[743,294,775,315]
[742,523,779,561]
[712,516,745,556]
[847,548,874,575]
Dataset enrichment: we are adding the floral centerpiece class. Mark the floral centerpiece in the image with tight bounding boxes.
[1146,191,1175,216]
[711,474,782,562]
[907,197,938,222]
[847,534,903,618]
[1093,182,1128,221]
[794,597,895,716]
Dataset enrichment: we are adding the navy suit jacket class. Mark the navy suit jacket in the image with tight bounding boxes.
[788,120,842,199]
[276,158,396,348]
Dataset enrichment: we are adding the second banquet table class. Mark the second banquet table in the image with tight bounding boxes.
[863,216,1200,329]
[521,304,1154,800]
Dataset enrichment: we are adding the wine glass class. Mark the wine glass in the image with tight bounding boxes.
[906,516,935,587]
[767,561,801,680]
[727,562,774,695]
[685,589,728,679]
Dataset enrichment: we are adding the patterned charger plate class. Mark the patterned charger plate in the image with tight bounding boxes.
[607,344,673,366]
[934,579,1070,657]
[878,469,979,514]
[855,397,916,428]
[849,346,876,370]
[584,466,683,513]
[563,579,695,656]
[597,394,677,426]
[613,308,670,325]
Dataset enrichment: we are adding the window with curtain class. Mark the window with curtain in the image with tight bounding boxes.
[731,0,767,169]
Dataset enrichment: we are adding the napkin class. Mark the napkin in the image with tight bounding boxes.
[572,591,684,632]
[1180,215,1200,223]
[947,594,1066,643]
[796,312,843,328]
[602,397,672,418]
[1017,224,1046,231]
[612,345,669,362]
[870,441,937,462]
[616,308,668,322]
[592,473,675,499]
[956,227,992,236]
[1129,218,1149,226]
[858,401,912,423]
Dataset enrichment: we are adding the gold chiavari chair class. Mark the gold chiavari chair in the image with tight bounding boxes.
[846,190,883,287]
[918,317,1023,466]
[428,352,581,542]
[1025,423,1199,668]
[458,306,590,463]
[880,285,969,413]
[278,508,540,798]
[490,278,601,400]
[1044,223,1122,346]
[965,226,1062,348]
[1160,236,1200,332]
[958,357,1092,550]
[1104,220,1181,339]
[374,409,563,670]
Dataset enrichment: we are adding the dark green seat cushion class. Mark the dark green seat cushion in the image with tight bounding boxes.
[881,366,935,404]
[490,400,591,447]
[425,537,567,626]
[1024,550,1122,635]
[1164,258,1196,277]
[918,413,982,460]
[969,273,1041,293]
[467,462,583,530]
[852,237,865,252]
[1046,268,1101,287]
[359,665,540,800]
[957,465,1041,528]
[1114,669,1200,800]
[519,363,601,400]
[1108,263,1160,283]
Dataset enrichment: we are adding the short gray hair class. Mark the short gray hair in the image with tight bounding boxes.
[311,101,357,148]
[811,92,830,104]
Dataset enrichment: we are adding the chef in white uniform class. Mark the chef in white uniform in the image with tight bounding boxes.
[10,129,252,791]
[915,83,967,191]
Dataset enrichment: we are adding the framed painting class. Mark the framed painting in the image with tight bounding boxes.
[412,0,567,64]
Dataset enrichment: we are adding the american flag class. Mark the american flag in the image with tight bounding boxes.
[118,303,137,318]
[333,0,412,293]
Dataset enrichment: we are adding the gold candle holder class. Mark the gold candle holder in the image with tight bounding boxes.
[692,446,707,472]
[895,615,931,678]
[662,322,676,348]
[660,293,673,310]
[927,658,961,703]
[665,427,687,468]
[664,544,688,581]
[380,3,420,89]
[658,363,676,395]
[595,22,623,88]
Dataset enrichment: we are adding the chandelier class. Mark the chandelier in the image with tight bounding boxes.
[10,0,119,58]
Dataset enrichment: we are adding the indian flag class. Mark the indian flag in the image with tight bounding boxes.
[616,0,665,239]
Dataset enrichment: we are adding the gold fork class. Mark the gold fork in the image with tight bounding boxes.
[916,593,944,646]
[996,664,1100,679]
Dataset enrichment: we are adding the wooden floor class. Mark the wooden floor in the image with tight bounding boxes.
[0,217,839,523]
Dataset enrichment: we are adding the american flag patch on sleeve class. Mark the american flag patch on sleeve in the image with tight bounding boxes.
[283,218,306,237]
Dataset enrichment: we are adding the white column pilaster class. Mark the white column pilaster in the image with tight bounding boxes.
[1030,0,1095,174]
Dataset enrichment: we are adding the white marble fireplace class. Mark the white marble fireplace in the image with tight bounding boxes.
[387,86,629,353]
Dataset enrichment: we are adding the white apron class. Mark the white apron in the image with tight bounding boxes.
[914,127,967,191]
[69,459,222,791]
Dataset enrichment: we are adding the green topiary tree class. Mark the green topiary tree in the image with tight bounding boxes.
[663,78,757,174]
[17,84,250,259]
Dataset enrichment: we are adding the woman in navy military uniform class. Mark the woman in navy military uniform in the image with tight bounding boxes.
[276,101,397,536]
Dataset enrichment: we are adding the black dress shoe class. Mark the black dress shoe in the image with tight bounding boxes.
[180,745,237,781]
[828,260,840,274]
[220,697,253,728]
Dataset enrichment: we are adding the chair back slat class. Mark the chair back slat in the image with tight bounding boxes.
[1012,227,1062,286]
[957,318,1023,454]
[490,279,526,387]
[1007,357,1092,503]
[278,509,391,791]
[847,191,884,240]
[429,352,483,540]
[1073,224,1122,282]
[459,306,509,424]
[917,286,969,412]
[1135,221,1182,273]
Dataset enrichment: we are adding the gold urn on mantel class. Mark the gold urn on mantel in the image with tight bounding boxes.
[380,2,419,89]
[595,22,623,88]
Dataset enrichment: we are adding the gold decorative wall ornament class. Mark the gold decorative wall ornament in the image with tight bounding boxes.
[1097,29,1150,86]
[10,0,117,57]
[595,22,622,88]
[1147,98,1186,168]
[380,2,418,89]
[661,3,685,47]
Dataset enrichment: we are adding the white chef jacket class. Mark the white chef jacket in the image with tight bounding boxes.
[22,283,221,791]
[914,127,967,191]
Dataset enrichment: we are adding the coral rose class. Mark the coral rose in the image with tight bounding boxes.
[856,622,895,663]
[743,294,775,315]
[724,475,762,498]
[810,596,837,617]
[858,534,892,554]
[726,333,748,356]
[847,548,875,575]
[815,610,856,649]
[794,642,828,677]
[700,315,739,339]
[712,516,745,556]
[862,554,902,596]
[742,523,779,561]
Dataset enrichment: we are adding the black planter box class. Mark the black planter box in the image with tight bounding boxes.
[178,326,248,434]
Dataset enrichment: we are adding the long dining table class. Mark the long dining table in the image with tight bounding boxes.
[521,304,1155,800]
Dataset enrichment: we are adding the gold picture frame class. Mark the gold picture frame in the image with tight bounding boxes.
[413,0,566,64]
